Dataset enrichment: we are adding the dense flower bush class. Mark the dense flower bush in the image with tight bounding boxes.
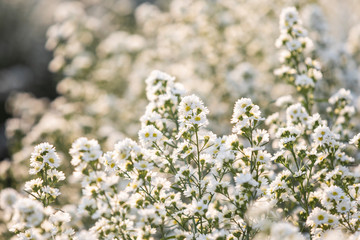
[1,2,360,240]
[5,0,360,180]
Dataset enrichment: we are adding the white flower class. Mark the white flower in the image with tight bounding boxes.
[235,173,258,187]
[292,26,308,38]
[275,95,294,107]
[70,137,103,165]
[14,198,44,227]
[177,95,210,137]
[41,186,61,198]
[47,169,66,181]
[232,98,264,134]
[43,151,61,168]
[276,126,301,148]
[17,229,41,240]
[323,185,346,202]
[24,178,43,192]
[32,142,54,156]
[231,98,253,122]
[295,74,314,88]
[30,142,60,173]
[307,207,330,227]
[191,199,208,215]
[101,151,120,172]
[78,197,97,214]
[115,138,141,159]
[256,150,271,164]
[252,129,270,146]
[145,70,175,101]
[336,200,351,214]
[329,88,352,105]
[286,103,309,125]
[0,188,19,209]
[286,39,302,51]
[49,211,71,225]
[138,125,163,147]
[134,160,154,171]
[313,125,339,147]
[349,133,360,147]
[270,222,305,240]
[280,7,299,30]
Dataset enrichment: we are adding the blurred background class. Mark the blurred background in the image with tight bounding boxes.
[1,0,360,189]
[0,0,160,160]
[0,0,57,160]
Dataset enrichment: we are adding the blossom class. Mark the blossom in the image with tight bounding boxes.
[280,7,299,30]
[145,70,175,101]
[13,198,44,227]
[41,186,61,198]
[47,169,65,181]
[270,222,305,240]
[29,143,60,174]
[336,200,351,214]
[349,133,360,148]
[286,39,302,51]
[178,95,209,134]
[232,98,264,134]
[2,4,360,240]
[134,160,154,171]
[24,178,43,192]
[252,129,270,146]
[0,188,19,210]
[235,173,258,187]
[312,125,339,147]
[295,74,315,88]
[43,151,61,168]
[329,88,352,105]
[286,103,309,125]
[49,211,71,225]
[70,137,103,166]
[138,125,163,147]
[307,208,335,227]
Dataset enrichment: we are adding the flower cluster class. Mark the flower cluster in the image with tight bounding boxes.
[4,0,360,198]
[26,143,64,206]
[231,98,264,135]
[266,7,360,240]
[1,3,360,240]
[0,144,75,240]
[275,7,322,113]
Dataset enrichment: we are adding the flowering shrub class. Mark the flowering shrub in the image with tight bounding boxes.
[1,4,360,240]
[6,0,360,174]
